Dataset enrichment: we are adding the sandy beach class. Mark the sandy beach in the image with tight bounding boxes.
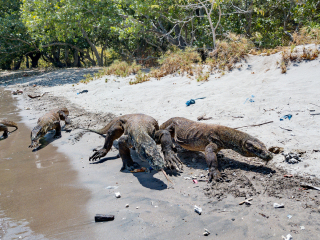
[1,46,320,239]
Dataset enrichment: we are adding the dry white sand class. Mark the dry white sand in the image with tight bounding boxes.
[26,44,320,178]
[4,44,320,239]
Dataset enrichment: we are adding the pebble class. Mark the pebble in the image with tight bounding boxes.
[273,203,284,208]
[115,192,121,198]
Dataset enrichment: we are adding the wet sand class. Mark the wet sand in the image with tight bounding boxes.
[0,88,92,239]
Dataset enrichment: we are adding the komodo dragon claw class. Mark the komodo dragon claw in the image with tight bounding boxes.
[164,150,183,171]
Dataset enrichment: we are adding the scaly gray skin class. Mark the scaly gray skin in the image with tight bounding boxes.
[160,117,273,182]
[29,107,70,148]
[0,120,18,139]
[87,114,183,172]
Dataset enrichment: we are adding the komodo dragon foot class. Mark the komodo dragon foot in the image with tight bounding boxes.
[163,150,183,171]
[89,148,108,161]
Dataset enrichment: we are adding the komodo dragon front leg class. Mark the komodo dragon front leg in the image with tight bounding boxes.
[155,130,183,171]
[205,143,222,182]
[89,120,124,161]
[118,135,141,171]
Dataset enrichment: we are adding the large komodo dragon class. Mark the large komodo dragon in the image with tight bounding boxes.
[29,107,70,148]
[87,114,183,172]
[0,120,18,139]
[160,117,273,182]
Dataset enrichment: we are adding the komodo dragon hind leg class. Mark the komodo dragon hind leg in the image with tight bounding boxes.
[0,124,8,139]
[155,130,183,171]
[119,135,141,171]
[205,143,222,182]
[89,120,124,162]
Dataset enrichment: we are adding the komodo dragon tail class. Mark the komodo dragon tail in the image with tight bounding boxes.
[77,127,106,137]
[1,120,18,133]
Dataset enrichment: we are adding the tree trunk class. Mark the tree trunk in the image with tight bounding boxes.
[28,52,42,68]
[13,57,23,70]
[81,27,102,66]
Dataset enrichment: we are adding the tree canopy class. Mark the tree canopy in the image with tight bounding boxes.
[1,0,319,69]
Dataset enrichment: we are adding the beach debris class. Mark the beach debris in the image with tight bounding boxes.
[27,92,48,99]
[287,214,292,219]
[283,175,293,178]
[239,198,253,205]
[106,186,118,189]
[282,152,303,164]
[194,205,202,215]
[300,182,320,191]
[130,167,146,173]
[197,115,213,121]
[300,226,305,230]
[125,204,129,208]
[280,114,292,121]
[161,169,173,185]
[184,177,191,180]
[273,203,284,208]
[259,213,269,218]
[280,126,292,131]
[193,179,198,184]
[24,107,32,110]
[77,90,88,95]
[268,146,284,154]
[95,214,115,222]
[282,234,293,240]
[234,121,273,130]
[186,97,206,106]
[12,90,23,95]
[244,95,255,104]
[115,192,121,198]
[203,229,210,236]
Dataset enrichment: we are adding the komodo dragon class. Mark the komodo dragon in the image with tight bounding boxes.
[160,117,273,182]
[0,120,18,139]
[86,114,183,172]
[29,107,70,148]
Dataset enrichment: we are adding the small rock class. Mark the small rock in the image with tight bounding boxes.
[203,229,210,236]
[194,205,202,215]
[282,234,292,240]
[125,204,129,208]
[136,206,139,209]
[300,226,305,230]
[184,177,191,180]
[287,214,292,219]
[273,203,284,208]
[115,192,121,198]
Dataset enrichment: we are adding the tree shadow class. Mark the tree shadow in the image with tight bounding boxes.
[1,68,101,87]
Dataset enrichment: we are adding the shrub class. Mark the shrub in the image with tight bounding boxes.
[149,47,201,79]
[206,33,254,71]
[129,71,150,85]
[105,60,142,77]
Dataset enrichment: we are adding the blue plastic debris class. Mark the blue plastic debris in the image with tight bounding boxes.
[280,114,292,121]
[77,90,88,95]
[186,97,206,106]
[244,95,255,104]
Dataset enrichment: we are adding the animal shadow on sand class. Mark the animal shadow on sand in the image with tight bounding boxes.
[31,128,69,152]
[89,148,169,190]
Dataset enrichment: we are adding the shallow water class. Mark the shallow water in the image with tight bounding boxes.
[0,88,92,239]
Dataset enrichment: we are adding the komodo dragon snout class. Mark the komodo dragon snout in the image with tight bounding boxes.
[244,139,273,162]
[136,142,165,171]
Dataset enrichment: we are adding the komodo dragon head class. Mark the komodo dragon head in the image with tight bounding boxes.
[243,138,273,162]
[29,125,46,148]
[135,141,165,171]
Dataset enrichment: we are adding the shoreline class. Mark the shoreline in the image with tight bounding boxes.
[2,49,320,239]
